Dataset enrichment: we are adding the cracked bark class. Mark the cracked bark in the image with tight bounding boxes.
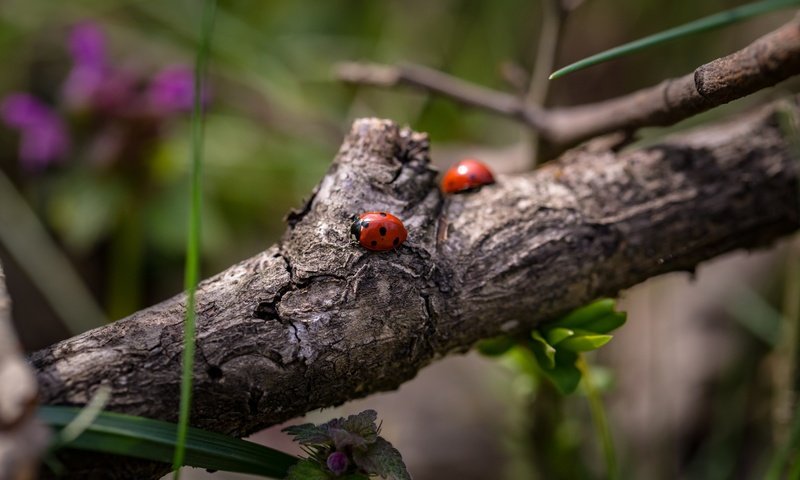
[31,98,800,478]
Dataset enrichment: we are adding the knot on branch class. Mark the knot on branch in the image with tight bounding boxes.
[281,119,442,282]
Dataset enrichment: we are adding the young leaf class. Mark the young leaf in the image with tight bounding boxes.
[549,0,800,79]
[476,336,517,356]
[544,327,574,346]
[286,459,331,480]
[554,299,616,329]
[40,406,298,478]
[352,437,411,480]
[586,312,627,334]
[530,330,557,369]
[558,333,614,353]
[539,349,582,395]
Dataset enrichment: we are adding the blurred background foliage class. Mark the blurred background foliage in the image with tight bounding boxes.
[0,1,797,479]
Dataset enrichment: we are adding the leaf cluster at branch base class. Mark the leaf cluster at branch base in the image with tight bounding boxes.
[478,298,627,394]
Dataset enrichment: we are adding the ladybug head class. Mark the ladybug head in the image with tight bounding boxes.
[350,217,363,241]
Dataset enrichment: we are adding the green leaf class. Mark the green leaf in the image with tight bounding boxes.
[530,330,556,369]
[340,410,379,444]
[549,0,800,79]
[554,299,616,329]
[282,423,332,446]
[286,459,331,480]
[476,336,516,356]
[544,327,574,346]
[352,437,411,480]
[587,312,627,334]
[40,406,297,478]
[558,333,614,353]
[540,349,582,395]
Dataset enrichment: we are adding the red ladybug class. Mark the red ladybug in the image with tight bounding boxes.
[440,158,495,194]
[350,212,408,251]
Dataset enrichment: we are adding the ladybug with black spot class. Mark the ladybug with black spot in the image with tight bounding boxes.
[350,212,408,251]
[441,158,495,194]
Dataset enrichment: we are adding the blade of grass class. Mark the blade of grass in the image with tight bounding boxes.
[0,168,106,334]
[549,0,800,79]
[173,0,216,477]
[40,406,298,478]
[54,386,111,446]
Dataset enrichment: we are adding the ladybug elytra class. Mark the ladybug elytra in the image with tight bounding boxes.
[441,158,495,194]
[350,211,408,251]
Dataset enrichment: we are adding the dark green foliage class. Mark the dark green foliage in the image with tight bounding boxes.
[40,406,298,478]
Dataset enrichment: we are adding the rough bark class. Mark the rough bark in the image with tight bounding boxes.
[32,99,800,478]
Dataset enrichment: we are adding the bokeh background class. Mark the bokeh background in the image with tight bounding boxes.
[0,1,797,479]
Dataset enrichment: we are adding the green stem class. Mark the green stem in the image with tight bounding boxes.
[172,0,216,477]
[107,201,144,320]
[577,355,618,480]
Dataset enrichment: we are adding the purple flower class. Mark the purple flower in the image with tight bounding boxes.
[63,22,138,113]
[68,22,106,69]
[1,93,69,169]
[326,451,349,476]
[147,66,208,114]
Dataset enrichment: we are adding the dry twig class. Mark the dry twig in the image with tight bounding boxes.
[337,14,800,155]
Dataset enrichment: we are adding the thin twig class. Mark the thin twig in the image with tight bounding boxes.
[527,0,569,165]
[336,15,800,156]
[336,62,547,129]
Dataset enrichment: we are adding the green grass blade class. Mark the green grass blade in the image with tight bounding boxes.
[55,386,111,446]
[549,0,800,79]
[40,406,298,478]
[174,0,217,477]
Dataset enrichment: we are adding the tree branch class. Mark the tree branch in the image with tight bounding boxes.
[337,14,800,154]
[32,96,800,477]
[0,262,50,480]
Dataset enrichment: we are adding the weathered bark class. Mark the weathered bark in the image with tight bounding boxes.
[32,99,800,478]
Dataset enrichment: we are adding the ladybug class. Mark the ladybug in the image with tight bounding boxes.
[350,211,408,251]
[440,158,495,194]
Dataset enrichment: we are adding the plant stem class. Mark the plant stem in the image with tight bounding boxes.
[577,355,618,480]
[172,0,215,477]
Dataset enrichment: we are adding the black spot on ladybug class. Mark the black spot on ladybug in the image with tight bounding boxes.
[371,240,378,247]
[380,212,387,217]
[393,237,399,246]
[469,174,476,181]
[379,227,387,236]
